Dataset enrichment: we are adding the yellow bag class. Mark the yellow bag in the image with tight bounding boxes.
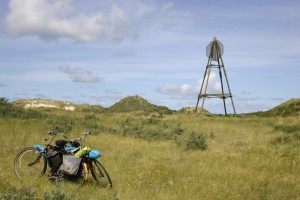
[74,146,91,158]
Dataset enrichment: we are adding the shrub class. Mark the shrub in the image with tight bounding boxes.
[120,117,182,141]
[46,116,75,134]
[271,133,300,146]
[44,182,73,200]
[173,127,184,136]
[186,132,207,150]
[181,132,208,151]
[271,125,300,146]
[80,114,100,133]
[274,125,300,134]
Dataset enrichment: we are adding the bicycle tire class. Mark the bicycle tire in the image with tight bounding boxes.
[77,161,88,187]
[90,159,112,188]
[14,147,47,179]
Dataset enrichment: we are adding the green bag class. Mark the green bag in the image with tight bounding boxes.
[74,146,91,158]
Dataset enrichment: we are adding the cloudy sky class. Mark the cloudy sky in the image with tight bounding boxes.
[0,0,299,113]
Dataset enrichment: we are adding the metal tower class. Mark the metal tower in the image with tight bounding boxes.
[195,37,236,115]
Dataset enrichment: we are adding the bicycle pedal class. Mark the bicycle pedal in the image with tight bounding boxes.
[48,174,64,181]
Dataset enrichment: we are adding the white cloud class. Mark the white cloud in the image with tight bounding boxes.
[58,65,102,83]
[5,0,176,42]
[156,72,224,100]
[0,71,64,82]
[181,84,191,95]
[155,83,193,99]
[5,0,135,42]
[196,72,222,94]
[139,2,176,28]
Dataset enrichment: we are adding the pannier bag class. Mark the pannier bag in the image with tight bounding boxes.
[47,148,63,174]
[59,155,82,175]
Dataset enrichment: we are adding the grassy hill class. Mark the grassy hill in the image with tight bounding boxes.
[11,96,172,114]
[179,106,210,115]
[266,98,300,116]
[10,97,300,117]
[106,95,173,114]
[254,98,300,117]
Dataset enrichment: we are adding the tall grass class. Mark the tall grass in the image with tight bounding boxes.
[0,110,299,199]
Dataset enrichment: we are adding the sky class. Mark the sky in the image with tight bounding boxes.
[0,0,299,114]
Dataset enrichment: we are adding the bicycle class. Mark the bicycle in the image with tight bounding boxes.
[13,131,112,188]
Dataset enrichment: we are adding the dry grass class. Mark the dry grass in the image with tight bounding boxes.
[0,114,299,199]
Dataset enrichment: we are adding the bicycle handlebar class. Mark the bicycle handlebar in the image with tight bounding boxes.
[46,131,90,148]
[48,131,67,138]
[70,131,91,142]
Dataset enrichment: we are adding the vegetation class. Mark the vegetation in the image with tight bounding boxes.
[0,97,299,199]
[251,98,300,117]
[0,97,44,119]
[0,184,73,200]
[106,95,173,115]
[179,106,210,115]
[271,124,300,146]
[180,132,208,150]
[76,104,104,113]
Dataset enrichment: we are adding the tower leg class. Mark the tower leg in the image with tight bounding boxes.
[201,60,212,113]
[217,62,227,115]
[215,43,227,115]
[220,56,236,115]
[195,59,210,113]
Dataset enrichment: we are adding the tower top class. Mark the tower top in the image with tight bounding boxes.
[206,37,223,61]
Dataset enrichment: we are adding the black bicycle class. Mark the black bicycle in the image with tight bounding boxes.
[14,131,112,188]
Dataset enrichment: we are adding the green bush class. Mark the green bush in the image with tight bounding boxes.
[274,125,300,134]
[80,114,100,133]
[186,132,207,150]
[46,116,75,134]
[173,127,184,136]
[271,125,300,146]
[179,132,208,151]
[271,133,300,146]
[44,183,73,200]
[120,117,182,141]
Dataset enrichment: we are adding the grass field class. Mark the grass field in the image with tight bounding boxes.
[0,99,300,199]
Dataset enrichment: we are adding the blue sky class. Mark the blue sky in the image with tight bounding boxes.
[0,0,299,113]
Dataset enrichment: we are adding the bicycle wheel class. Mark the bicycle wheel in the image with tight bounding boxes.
[90,160,112,188]
[14,147,47,179]
[76,162,88,187]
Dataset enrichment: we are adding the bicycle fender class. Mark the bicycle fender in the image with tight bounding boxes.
[85,150,101,159]
[34,144,45,151]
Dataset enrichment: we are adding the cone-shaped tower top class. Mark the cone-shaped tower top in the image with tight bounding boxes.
[206,37,224,61]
